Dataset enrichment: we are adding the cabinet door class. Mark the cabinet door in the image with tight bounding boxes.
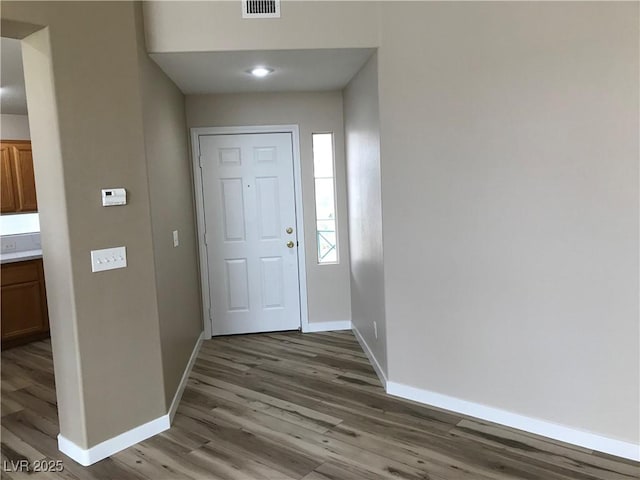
[0,144,17,213]
[12,143,37,212]
[1,281,48,340]
[1,260,50,349]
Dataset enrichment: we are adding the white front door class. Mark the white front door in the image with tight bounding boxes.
[199,132,301,335]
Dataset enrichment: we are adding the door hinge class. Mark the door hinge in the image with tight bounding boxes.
[198,155,203,168]
[208,307,212,320]
[204,233,209,245]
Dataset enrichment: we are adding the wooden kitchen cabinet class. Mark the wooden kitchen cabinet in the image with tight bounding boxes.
[0,141,38,214]
[1,144,18,213]
[1,259,50,349]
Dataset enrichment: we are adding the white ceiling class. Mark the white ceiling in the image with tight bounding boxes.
[150,48,375,94]
[0,45,374,115]
[1,37,28,115]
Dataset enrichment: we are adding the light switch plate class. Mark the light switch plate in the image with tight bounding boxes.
[172,230,179,247]
[91,246,127,272]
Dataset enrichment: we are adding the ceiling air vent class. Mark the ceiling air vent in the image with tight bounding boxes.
[242,0,281,18]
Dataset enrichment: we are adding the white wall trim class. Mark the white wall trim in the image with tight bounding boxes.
[58,332,205,466]
[303,320,351,333]
[190,125,308,337]
[58,415,170,466]
[168,331,204,421]
[352,326,387,389]
[386,381,640,462]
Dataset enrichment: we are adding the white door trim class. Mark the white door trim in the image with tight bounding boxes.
[191,125,309,338]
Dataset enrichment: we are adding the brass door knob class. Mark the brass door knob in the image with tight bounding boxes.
[286,241,295,248]
[286,227,293,234]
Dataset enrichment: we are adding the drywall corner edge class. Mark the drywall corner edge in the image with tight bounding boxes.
[58,330,204,466]
[353,325,387,389]
[168,331,204,422]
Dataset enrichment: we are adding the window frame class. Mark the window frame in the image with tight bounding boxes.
[311,132,339,265]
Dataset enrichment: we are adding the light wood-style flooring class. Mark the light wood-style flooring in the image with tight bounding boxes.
[1,331,638,479]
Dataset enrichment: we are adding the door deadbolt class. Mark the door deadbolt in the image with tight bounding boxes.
[286,241,295,248]
[286,227,293,234]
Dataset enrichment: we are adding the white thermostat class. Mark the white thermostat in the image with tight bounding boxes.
[101,188,127,206]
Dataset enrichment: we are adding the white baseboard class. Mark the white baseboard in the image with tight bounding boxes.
[169,331,204,421]
[58,415,170,466]
[303,320,352,333]
[352,326,387,389]
[58,331,205,466]
[386,381,640,462]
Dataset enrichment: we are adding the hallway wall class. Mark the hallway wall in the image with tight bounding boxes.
[377,2,639,445]
[343,52,387,378]
[6,0,166,448]
[2,1,204,452]
[186,91,352,326]
[135,4,203,408]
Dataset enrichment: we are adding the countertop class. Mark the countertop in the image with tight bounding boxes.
[1,249,43,264]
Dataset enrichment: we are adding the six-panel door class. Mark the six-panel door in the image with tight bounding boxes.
[199,133,301,335]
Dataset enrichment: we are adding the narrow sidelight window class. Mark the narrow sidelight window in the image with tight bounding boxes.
[312,133,338,264]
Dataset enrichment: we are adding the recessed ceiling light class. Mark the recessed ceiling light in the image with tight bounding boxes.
[247,66,274,78]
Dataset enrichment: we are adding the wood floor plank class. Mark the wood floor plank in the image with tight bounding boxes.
[111,446,187,480]
[209,404,439,480]
[301,460,372,480]
[173,404,325,478]
[187,441,300,480]
[247,362,463,435]
[450,419,639,480]
[1,395,25,417]
[188,372,344,433]
[300,471,334,480]
[2,333,638,480]
[1,425,48,464]
[81,457,150,480]
[323,422,497,480]
[260,334,370,361]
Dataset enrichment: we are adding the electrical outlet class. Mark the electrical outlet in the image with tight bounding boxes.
[2,240,17,252]
[373,321,378,339]
[173,230,179,247]
[91,246,127,272]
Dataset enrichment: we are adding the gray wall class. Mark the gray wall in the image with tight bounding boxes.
[343,53,387,375]
[378,2,639,443]
[135,5,203,408]
[21,25,90,448]
[5,0,638,453]
[10,1,166,447]
[153,0,640,445]
[144,1,379,53]
[1,114,31,139]
[4,1,203,449]
[186,92,352,325]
